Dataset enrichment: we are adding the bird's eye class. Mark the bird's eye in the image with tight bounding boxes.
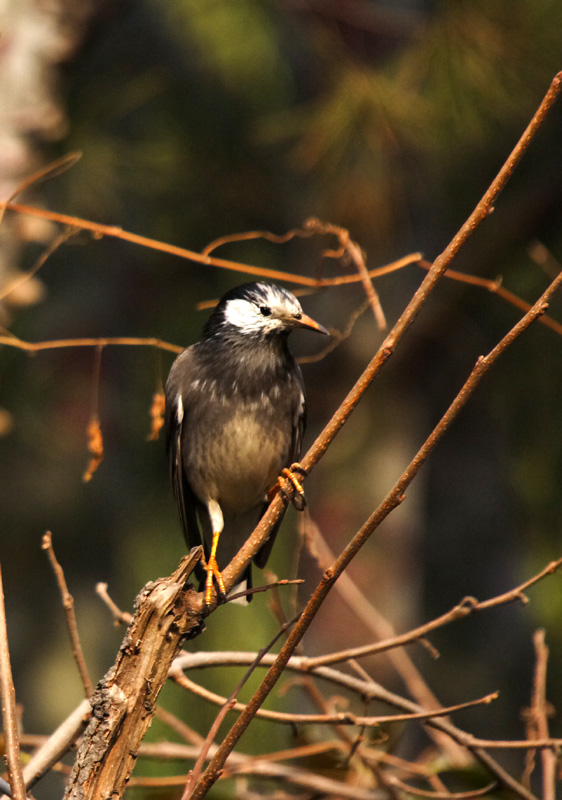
[259,306,272,316]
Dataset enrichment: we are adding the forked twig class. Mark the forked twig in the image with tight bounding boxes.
[304,556,562,667]
[42,532,94,697]
[523,630,557,800]
[173,666,498,726]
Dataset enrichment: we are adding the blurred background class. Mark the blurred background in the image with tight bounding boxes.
[1,0,562,796]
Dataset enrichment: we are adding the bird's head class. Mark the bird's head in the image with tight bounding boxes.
[204,282,329,341]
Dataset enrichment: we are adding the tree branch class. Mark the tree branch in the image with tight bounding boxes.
[189,70,562,799]
[63,549,203,800]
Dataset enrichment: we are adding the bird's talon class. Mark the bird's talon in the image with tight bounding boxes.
[204,555,226,605]
[276,465,307,511]
[290,462,308,478]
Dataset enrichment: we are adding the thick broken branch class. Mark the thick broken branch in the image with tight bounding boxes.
[63,549,203,800]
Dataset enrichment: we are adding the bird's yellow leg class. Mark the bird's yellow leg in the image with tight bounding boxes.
[205,529,226,604]
[205,499,226,604]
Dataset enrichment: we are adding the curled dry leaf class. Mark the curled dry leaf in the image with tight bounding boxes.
[146,391,165,441]
[83,415,103,482]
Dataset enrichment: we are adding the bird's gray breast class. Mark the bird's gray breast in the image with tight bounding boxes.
[183,378,299,514]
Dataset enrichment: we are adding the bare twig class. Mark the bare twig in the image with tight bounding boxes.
[347,237,387,329]
[21,698,90,790]
[0,333,183,355]
[387,775,498,799]
[172,649,562,747]
[0,197,419,288]
[41,532,94,697]
[0,151,82,228]
[0,226,79,304]
[0,564,26,800]
[523,630,557,800]
[304,557,562,667]
[95,582,133,626]
[182,613,300,798]
[301,513,470,764]
[135,742,388,799]
[146,764,387,798]
[173,665,497,726]
[220,70,562,606]
[154,706,204,747]
[190,71,562,800]
[226,578,303,603]
[418,258,562,338]
[3,248,562,360]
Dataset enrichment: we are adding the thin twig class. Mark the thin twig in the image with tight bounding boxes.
[0,333,183,354]
[173,663,498,726]
[0,564,26,800]
[132,746,389,799]
[95,582,133,626]
[387,775,497,799]
[304,557,562,668]
[172,649,562,748]
[226,578,303,603]
[347,237,387,329]
[154,706,204,747]
[300,513,470,765]
[220,70,562,607]
[418,258,562,338]
[21,698,90,790]
[0,151,82,227]
[526,630,557,800]
[0,198,420,288]
[42,532,94,697]
[2,251,562,358]
[0,226,79,304]
[182,613,301,798]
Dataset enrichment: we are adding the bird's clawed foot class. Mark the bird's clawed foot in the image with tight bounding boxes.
[204,554,226,605]
[271,462,307,511]
[204,528,227,605]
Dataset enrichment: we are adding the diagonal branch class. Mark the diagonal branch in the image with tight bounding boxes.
[220,69,562,605]
[190,70,562,799]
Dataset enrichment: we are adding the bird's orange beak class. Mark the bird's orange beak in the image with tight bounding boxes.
[294,312,329,336]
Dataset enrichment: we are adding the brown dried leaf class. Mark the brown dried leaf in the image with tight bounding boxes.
[146,391,166,441]
[83,415,104,482]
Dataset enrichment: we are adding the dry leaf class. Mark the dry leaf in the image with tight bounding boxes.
[83,415,104,482]
[146,391,166,441]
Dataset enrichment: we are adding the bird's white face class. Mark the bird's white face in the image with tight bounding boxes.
[223,285,303,336]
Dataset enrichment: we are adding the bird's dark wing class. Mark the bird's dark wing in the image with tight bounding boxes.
[165,351,204,556]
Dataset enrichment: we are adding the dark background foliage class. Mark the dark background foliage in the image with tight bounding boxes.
[1,0,562,794]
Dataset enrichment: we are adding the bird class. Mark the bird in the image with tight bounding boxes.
[165,281,328,604]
